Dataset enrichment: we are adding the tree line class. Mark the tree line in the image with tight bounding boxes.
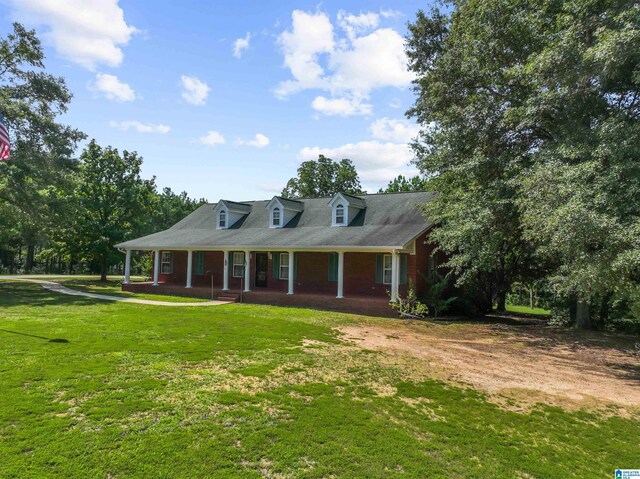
[404,0,640,329]
[0,24,205,280]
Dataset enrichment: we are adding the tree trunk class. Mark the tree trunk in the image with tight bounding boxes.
[26,245,36,272]
[529,287,534,310]
[575,299,591,329]
[496,291,506,312]
[100,255,108,282]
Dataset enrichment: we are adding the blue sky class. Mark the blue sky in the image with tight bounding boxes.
[1,0,427,201]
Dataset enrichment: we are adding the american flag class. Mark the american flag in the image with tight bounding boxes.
[0,112,10,161]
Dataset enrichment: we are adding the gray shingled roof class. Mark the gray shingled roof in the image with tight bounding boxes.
[335,192,366,209]
[116,191,433,251]
[273,196,304,211]
[218,200,252,214]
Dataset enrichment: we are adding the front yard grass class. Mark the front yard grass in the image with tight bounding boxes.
[59,279,208,303]
[505,303,552,316]
[0,281,637,478]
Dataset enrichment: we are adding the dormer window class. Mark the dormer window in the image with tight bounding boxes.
[329,192,366,227]
[335,204,345,225]
[266,196,304,228]
[214,200,251,229]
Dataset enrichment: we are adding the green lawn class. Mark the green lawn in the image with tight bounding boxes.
[0,281,636,478]
[505,304,552,316]
[59,279,208,303]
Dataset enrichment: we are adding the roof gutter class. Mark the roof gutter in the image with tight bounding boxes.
[115,245,411,253]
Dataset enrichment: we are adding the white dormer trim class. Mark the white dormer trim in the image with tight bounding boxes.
[218,209,227,229]
[213,200,251,229]
[328,192,365,227]
[272,207,281,227]
[266,196,304,228]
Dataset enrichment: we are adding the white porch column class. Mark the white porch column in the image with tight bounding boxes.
[390,250,399,302]
[336,251,344,299]
[186,250,193,288]
[243,250,251,292]
[123,249,131,284]
[287,251,295,295]
[222,251,229,291]
[152,250,160,286]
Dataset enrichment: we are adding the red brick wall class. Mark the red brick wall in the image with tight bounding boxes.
[152,249,431,299]
[413,230,453,299]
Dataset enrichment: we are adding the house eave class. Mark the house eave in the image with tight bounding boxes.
[118,245,412,253]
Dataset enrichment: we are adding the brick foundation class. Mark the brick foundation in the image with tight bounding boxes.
[122,282,398,317]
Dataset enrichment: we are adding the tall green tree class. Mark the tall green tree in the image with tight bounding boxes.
[406,1,640,325]
[515,1,640,327]
[379,175,428,193]
[75,140,156,281]
[152,187,207,231]
[406,4,542,311]
[282,155,364,199]
[0,23,85,271]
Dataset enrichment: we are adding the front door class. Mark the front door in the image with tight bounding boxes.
[255,252,268,287]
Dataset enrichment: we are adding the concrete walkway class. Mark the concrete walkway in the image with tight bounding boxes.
[1,277,231,307]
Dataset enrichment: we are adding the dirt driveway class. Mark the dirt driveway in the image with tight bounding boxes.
[338,317,640,411]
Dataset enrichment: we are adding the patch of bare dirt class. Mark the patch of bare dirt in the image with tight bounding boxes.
[338,320,640,411]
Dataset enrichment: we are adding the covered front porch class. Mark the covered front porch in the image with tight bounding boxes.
[122,281,398,317]
[121,248,414,316]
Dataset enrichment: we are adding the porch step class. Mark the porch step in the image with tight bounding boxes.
[217,294,239,303]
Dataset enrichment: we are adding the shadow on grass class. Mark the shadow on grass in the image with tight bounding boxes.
[608,362,640,382]
[420,313,640,358]
[0,281,97,308]
[0,328,69,343]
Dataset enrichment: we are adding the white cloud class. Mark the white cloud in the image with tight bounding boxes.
[90,73,135,101]
[337,10,379,40]
[233,33,251,58]
[8,0,136,70]
[370,118,420,143]
[275,10,334,97]
[276,9,414,116]
[199,131,226,146]
[311,96,372,116]
[239,133,270,148]
[257,182,284,194]
[109,120,170,134]
[328,28,414,94]
[298,141,417,186]
[181,75,210,105]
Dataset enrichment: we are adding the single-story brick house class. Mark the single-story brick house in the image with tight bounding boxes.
[116,191,442,316]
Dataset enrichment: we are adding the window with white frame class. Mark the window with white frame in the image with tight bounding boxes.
[232,252,245,277]
[219,210,226,228]
[335,204,345,225]
[279,253,289,280]
[272,207,281,227]
[383,254,392,284]
[161,251,173,274]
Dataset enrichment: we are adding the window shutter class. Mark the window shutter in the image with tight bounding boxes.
[375,254,383,284]
[328,253,338,282]
[195,252,205,275]
[294,253,298,280]
[400,254,408,285]
[272,252,280,279]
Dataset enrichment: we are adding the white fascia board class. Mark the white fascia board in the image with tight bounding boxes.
[265,197,283,210]
[125,245,407,253]
[328,192,365,210]
[401,224,434,251]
